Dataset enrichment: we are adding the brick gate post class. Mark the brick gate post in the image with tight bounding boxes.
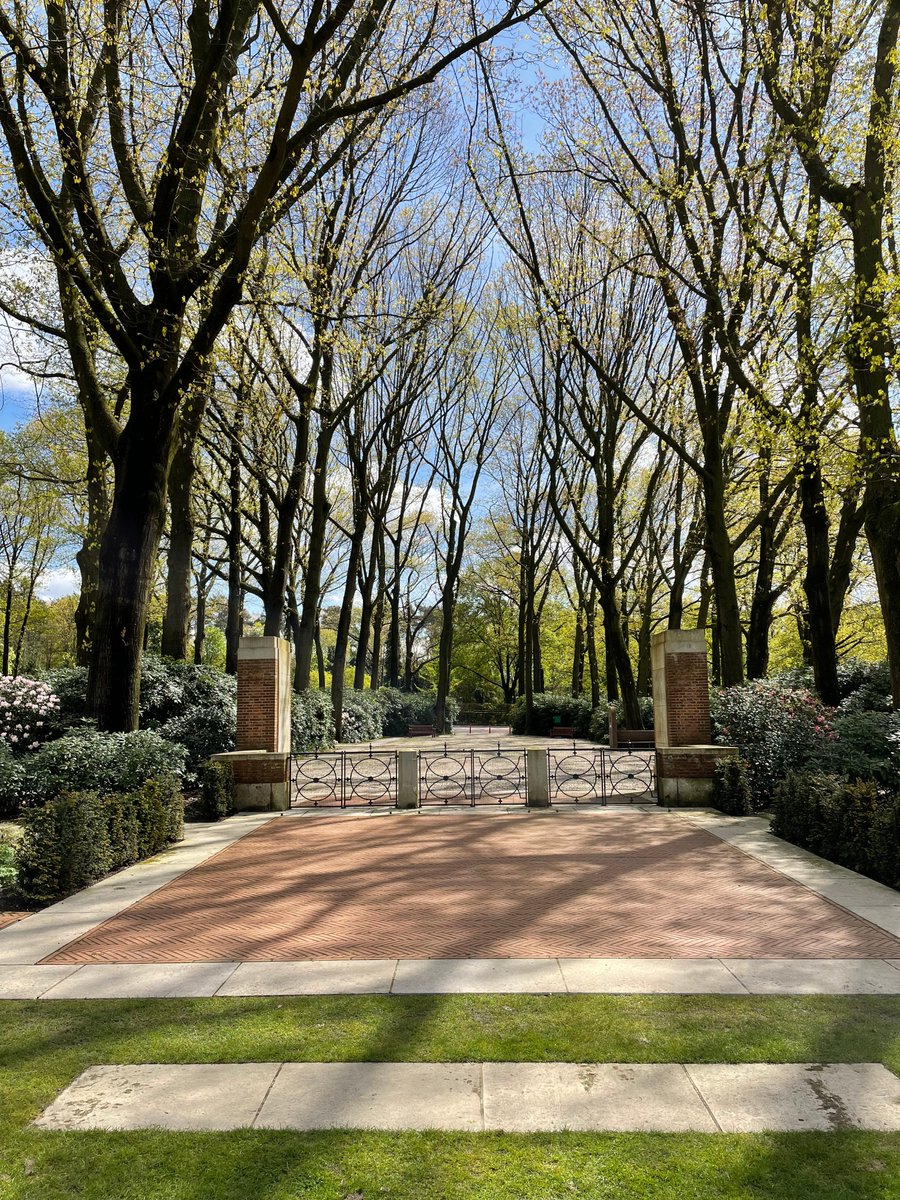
[212,636,293,812]
[651,629,736,807]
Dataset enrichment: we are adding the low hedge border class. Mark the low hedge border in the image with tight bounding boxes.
[772,771,900,890]
[196,760,235,821]
[16,774,184,903]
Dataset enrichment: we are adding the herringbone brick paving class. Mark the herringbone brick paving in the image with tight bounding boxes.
[44,813,900,964]
[0,912,27,931]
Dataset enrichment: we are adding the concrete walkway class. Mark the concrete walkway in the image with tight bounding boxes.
[34,1060,900,1133]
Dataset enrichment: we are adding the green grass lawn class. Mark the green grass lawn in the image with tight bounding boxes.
[1,994,899,1198]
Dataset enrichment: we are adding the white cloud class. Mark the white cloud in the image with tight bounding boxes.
[37,568,79,601]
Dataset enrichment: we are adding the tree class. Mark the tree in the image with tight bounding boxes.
[0,0,550,728]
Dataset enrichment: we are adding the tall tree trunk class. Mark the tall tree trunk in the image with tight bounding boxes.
[74,437,110,666]
[702,458,744,686]
[294,431,333,688]
[193,578,206,664]
[369,547,385,690]
[2,576,13,676]
[88,372,177,731]
[314,619,326,690]
[387,539,402,689]
[599,580,641,726]
[571,612,584,696]
[435,580,458,734]
[331,526,365,741]
[585,597,600,708]
[160,434,196,659]
[746,466,775,680]
[353,534,379,689]
[224,414,243,675]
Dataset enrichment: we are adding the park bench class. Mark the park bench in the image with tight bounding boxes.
[551,726,576,738]
[407,724,437,737]
[607,705,655,749]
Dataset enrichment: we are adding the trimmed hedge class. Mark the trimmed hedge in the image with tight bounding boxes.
[340,690,385,743]
[711,758,753,816]
[16,775,184,902]
[771,771,900,890]
[510,693,592,737]
[196,760,235,821]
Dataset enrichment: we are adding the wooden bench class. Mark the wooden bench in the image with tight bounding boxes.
[551,726,576,738]
[407,724,437,737]
[608,705,655,749]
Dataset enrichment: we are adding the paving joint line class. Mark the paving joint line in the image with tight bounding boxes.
[682,1063,723,1132]
[252,1062,284,1128]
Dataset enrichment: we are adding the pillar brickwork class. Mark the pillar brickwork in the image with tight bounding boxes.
[236,636,292,753]
[651,629,733,807]
[651,629,712,748]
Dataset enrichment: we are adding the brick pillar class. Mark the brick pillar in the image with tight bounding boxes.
[651,629,734,806]
[236,635,292,753]
[651,629,712,748]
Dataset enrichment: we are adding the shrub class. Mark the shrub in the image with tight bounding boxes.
[0,676,61,753]
[771,771,900,889]
[510,693,593,737]
[711,681,835,808]
[837,659,892,711]
[809,709,900,789]
[0,830,16,890]
[291,689,335,751]
[16,777,183,903]
[196,760,235,821]
[376,689,460,735]
[339,689,385,743]
[711,757,753,816]
[2,730,186,810]
[42,666,89,730]
[0,744,24,819]
[140,658,237,773]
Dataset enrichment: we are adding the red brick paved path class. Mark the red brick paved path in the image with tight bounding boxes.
[0,912,27,931]
[44,814,900,964]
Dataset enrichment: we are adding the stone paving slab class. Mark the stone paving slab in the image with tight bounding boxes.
[34,1064,280,1131]
[40,962,240,999]
[218,960,396,996]
[482,1062,717,1132]
[258,1063,484,1130]
[34,1061,900,1133]
[391,958,566,994]
[684,1063,900,1132]
[0,964,81,1000]
[723,958,900,995]
[558,958,747,994]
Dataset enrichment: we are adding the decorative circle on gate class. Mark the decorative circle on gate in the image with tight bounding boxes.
[477,752,524,802]
[607,751,654,796]
[552,751,600,801]
[293,755,340,806]
[422,755,469,803]
[347,754,395,805]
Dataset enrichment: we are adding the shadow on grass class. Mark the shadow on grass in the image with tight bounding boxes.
[2,993,900,1198]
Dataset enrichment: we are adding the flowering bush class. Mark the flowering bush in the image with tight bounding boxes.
[339,690,386,743]
[711,681,836,808]
[0,729,186,812]
[0,676,61,753]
